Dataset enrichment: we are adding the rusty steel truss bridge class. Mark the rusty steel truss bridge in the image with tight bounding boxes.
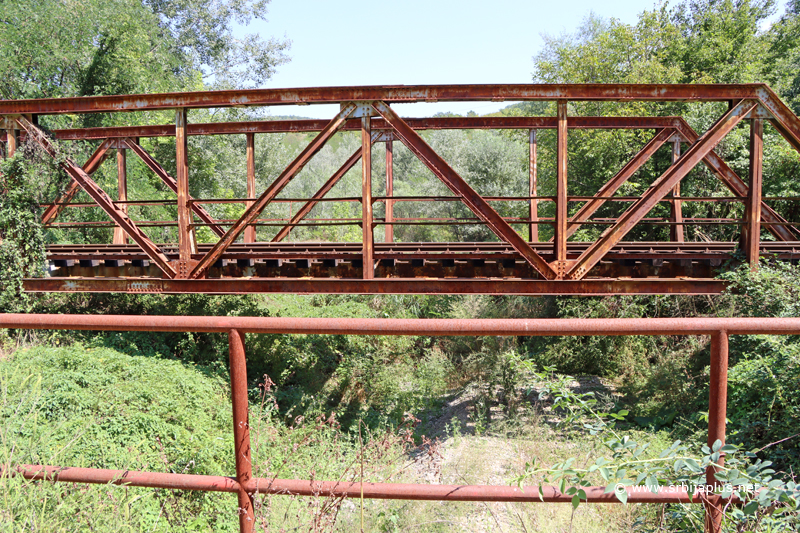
[4,83,800,295]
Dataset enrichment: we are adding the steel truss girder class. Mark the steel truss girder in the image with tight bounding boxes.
[122,138,226,237]
[272,131,381,242]
[0,83,771,115]
[41,139,114,224]
[372,100,557,280]
[567,100,759,280]
[15,117,177,278]
[188,103,359,279]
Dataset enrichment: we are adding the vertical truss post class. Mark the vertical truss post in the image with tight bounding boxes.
[176,108,196,268]
[385,139,394,243]
[228,329,255,533]
[245,133,257,243]
[743,119,763,270]
[554,102,568,269]
[529,129,538,242]
[113,147,128,245]
[705,330,729,533]
[670,139,684,242]
[362,116,374,279]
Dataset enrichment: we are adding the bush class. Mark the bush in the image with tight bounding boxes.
[0,344,239,531]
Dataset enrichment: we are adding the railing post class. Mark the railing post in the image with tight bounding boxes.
[705,330,729,533]
[228,329,255,533]
[113,145,128,245]
[245,133,257,243]
[529,129,538,242]
[385,139,394,243]
[362,115,374,279]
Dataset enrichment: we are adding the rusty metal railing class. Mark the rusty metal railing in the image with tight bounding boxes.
[3,314,799,532]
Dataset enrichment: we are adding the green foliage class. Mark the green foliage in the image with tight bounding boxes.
[527,0,800,245]
[720,261,800,317]
[0,0,289,100]
[514,367,800,531]
[0,344,238,530]
[526,296,661,376]
[0,149,70,312]
[714,263,800,469]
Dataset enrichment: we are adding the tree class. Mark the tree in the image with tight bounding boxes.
[0,0,291,307]
[525,0,800,243]
[0,0,290,100]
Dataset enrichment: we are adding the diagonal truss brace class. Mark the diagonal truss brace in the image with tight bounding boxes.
[561,128,674,240]
[189,103,358,279]
[121,138,226,238]
[567,100,758,280]
[674,121,797,241]
[554,120,794,243]
[41,139,114,224]
[372,101,557,280]
[272,131,381,243]
[16,117,177,278]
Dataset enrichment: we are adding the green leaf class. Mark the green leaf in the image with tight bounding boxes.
[743,501,759,515]
[571,494,580,509]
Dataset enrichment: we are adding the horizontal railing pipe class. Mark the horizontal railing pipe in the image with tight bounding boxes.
[2,314,800,337]
[8,464,733,505]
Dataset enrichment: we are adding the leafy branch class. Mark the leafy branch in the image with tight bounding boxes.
[511,366,800,529]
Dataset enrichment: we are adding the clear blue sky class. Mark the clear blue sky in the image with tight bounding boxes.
[239,0,780,118]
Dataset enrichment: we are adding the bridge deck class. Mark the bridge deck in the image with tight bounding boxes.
[24,240,800,294]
